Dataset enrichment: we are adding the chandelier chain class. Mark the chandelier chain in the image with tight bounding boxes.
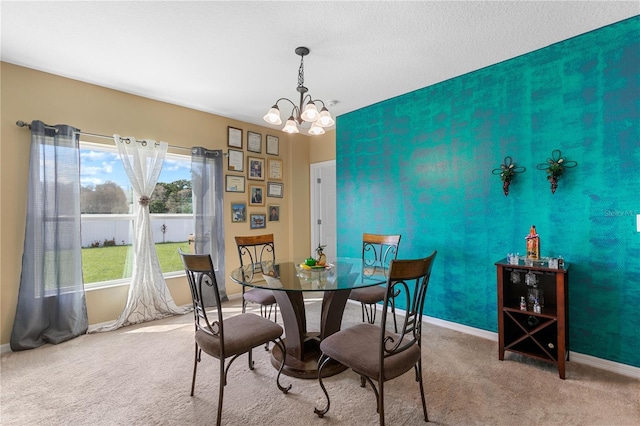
[298,56,305,89]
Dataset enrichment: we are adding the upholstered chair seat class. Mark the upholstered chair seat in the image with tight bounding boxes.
[320,323,421,381]
[196,313,284,358]
[348,285,386,306]
[243,288,277,306]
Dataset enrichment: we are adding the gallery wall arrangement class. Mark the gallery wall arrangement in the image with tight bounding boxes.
[225,126,284,230]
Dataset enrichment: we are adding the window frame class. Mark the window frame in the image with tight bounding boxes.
[80,141,191,290]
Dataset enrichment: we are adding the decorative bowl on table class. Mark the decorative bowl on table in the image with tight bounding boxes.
[296,262,333,271]
[295,261,334,290]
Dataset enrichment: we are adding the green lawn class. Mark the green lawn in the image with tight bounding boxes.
[82,241,190,284]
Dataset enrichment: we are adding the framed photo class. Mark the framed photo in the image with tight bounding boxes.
[250,213,266,229]
[248,184,265,206]
[231,203,246,223]
[247,131,262,153]
[228,126,243,149]
[268,158,283,180]
[266,134,279,156]
[227,149,244,172]
[247,156,265,181]
[225,175,245,193]
[267,181,283,198]
[268,204,280,222]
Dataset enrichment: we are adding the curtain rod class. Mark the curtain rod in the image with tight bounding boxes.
[15,120,196,153]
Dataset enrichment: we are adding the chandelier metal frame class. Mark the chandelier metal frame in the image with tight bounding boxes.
[263,47,335,135]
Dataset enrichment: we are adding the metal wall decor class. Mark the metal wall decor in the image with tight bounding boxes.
[492,156,526,196]
[536,150,578,194]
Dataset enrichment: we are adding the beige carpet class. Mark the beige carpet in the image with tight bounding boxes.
[1,296,638,425]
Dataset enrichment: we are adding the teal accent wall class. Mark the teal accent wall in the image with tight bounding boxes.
[336,17,640,367]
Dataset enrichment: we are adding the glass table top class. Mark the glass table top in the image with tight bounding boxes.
[229,257,387,292]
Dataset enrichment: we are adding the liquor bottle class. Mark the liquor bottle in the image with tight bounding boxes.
[533,298,541,314]
[525,225,540,259]
[520,296,527,311]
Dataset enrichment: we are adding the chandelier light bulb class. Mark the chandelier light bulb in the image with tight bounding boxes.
[263,106,282,125]
[317,108,335,127]
[282,116,299,133]
[301,103,319,122]
[308,121,325,135]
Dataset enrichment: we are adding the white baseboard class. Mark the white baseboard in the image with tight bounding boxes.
[423,315,498,341]
[569,351,640,379]
[370,302,640,379]
[4,300,639,379]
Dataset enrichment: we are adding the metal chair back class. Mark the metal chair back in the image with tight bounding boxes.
[362,233,401,278]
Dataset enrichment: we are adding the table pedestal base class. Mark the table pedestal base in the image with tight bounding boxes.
[270,333,346,379]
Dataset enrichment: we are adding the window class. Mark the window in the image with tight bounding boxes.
[80,142,192,287]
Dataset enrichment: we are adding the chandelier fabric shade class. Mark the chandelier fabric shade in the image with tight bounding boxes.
[263,47,335,135]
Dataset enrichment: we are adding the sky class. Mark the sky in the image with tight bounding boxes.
[80,145,191,191]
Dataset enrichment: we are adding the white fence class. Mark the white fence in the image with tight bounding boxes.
[81,215,193,247]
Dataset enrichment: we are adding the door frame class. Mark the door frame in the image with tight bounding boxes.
[310,160,336,259]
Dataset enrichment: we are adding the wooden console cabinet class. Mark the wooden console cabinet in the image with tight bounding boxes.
[496,258,569,379]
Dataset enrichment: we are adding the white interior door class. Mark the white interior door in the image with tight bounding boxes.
[310,160,336,261]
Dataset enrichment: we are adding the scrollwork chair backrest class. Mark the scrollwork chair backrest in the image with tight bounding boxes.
[380,251,437,358]
[179,249,223,342]
[362,233,401,278]
[234,234,276,282]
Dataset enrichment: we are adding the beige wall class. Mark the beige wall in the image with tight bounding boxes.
[0,62,336,346]
[309,130,336,164]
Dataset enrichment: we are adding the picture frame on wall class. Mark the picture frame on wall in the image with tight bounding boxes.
[247,131,262,153]
[228,126,243,149]
[231,203,246,223]
[227,149,244,172]
[266,134,279,155]
[247,156,265,181]
[268,158,283,180]
[268,204,280,222]
[250,213,266,229]
[248,184,265,206]
[267,181,283,198]
[225,175,245,193]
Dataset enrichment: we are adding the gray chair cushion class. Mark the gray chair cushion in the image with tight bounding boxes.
[349,285,386,304]
[196,313,283,358]
[244,288,276,305]
[320,323,420,381]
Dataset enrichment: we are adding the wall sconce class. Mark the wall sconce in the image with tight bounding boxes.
[492,156,526,196]
[536,150,578,194]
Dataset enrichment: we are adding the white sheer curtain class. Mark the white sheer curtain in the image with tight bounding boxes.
[92,136,187,332]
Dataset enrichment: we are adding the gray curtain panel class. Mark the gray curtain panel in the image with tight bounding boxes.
[191,147,226,305]
[11,120,88,351]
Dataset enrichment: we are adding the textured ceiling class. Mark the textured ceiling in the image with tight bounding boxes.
[2,1,638,133]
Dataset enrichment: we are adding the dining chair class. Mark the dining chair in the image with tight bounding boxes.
[178,250,291,426]
[348,233,401,332]
[234,234,279,323]
[314,251,437,425]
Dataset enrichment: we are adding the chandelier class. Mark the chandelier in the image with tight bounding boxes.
[263,46,335,135]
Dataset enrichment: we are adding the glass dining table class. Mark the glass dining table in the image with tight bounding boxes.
[229,257,386,379]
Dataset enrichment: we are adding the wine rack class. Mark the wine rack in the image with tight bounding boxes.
[496,258,569,379]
